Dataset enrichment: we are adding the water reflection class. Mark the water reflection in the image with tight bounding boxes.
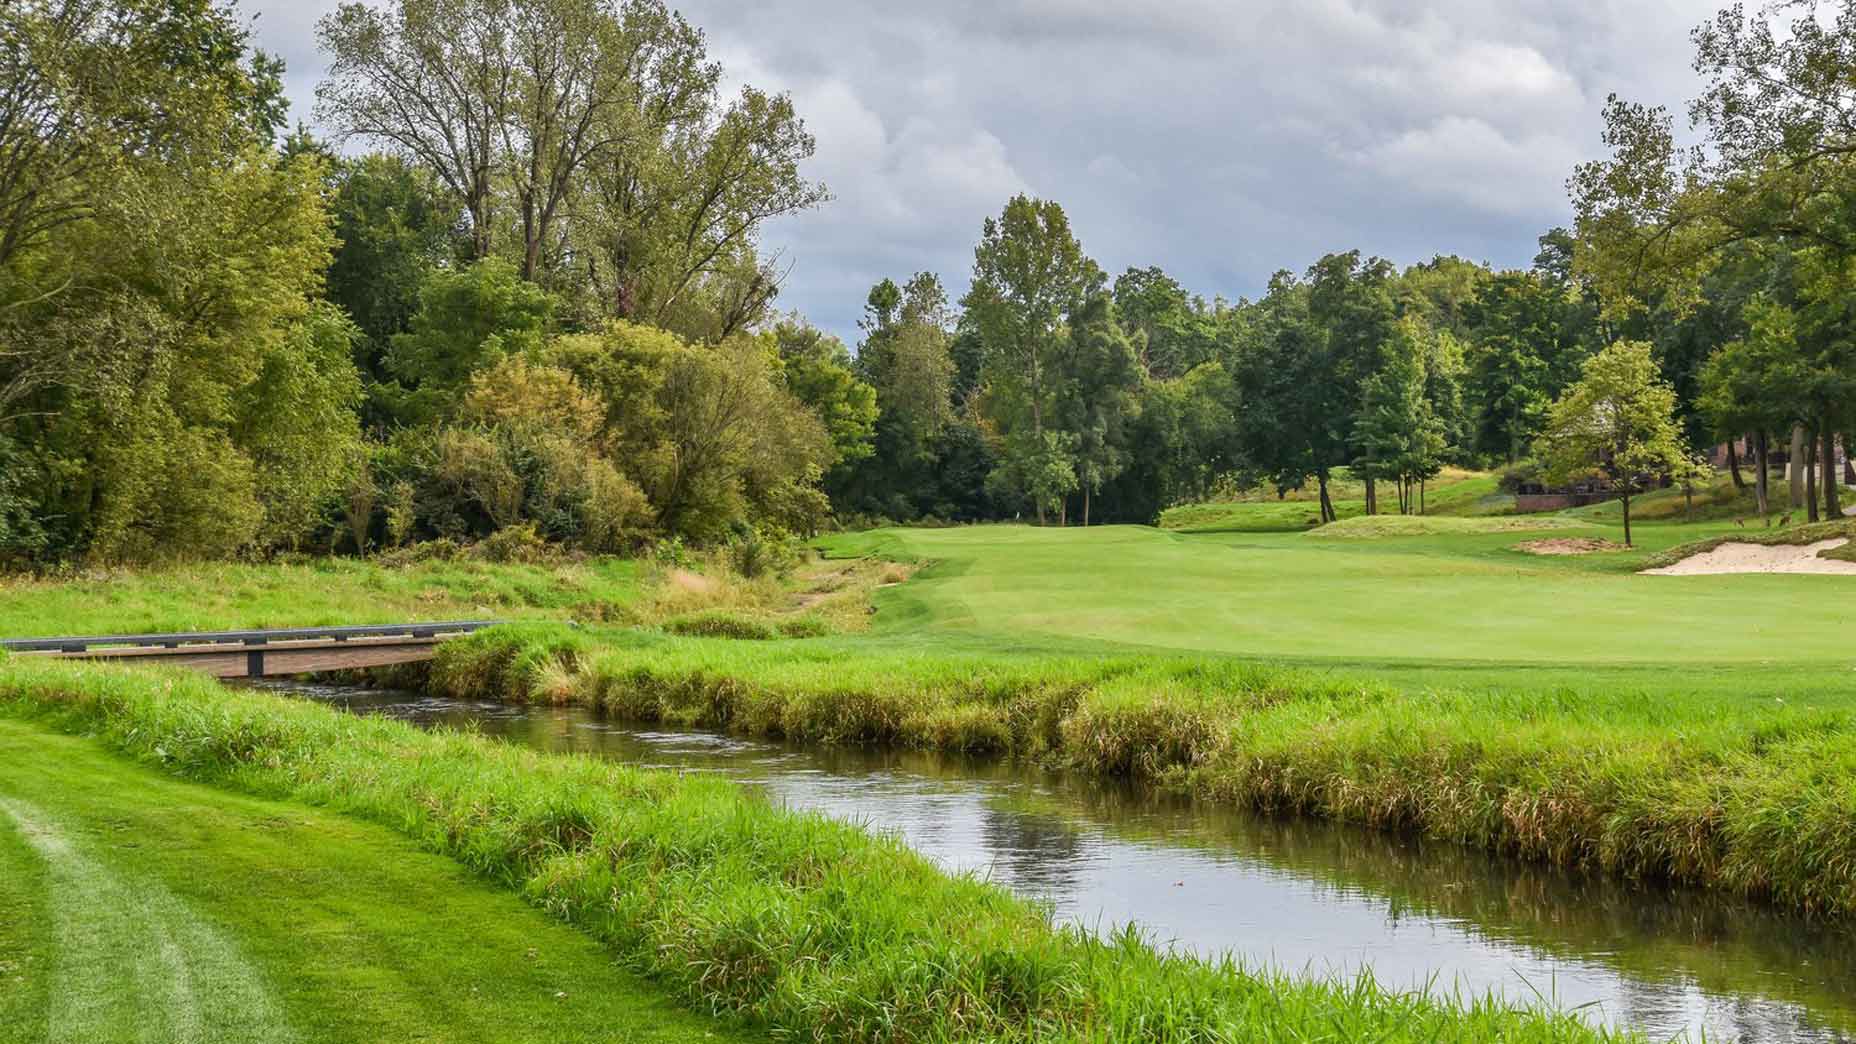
[268,683,1855,1044]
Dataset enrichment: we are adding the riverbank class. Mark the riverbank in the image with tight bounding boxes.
[412,621,1856,922]
[0,658,1627,1043]
[0,711,758,1044]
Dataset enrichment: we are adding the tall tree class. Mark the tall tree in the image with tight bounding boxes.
[1353,317,1448,514]
[1054,294,1142,526]
[317,0,514,260]
[964,195,1103,523]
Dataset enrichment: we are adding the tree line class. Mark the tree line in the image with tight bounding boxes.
[1,0,1850,566]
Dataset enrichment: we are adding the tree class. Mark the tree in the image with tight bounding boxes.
[1054,295,1142,526]
[1112,266,1219,379]
[963,196,1103,523]
[1538,341,1688,547]
[1699,296,1806,519]
[385,258,557,423]
[324,153,464,398]
[1353,317,1447,514]
[578,79,828,339]
[769,316,877,471]
[316,0,513,260]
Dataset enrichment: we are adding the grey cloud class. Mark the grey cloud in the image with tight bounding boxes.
[248,0,1723,340]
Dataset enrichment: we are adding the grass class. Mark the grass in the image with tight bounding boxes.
[5,476,1856,928]
[0,658,1631,1043]
[0,557,648,636]
[1158,468,1509,533]
[0,714,755,1044]
[1304,514,1585,538]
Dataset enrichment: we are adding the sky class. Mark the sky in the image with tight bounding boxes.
[247,0,1724,342]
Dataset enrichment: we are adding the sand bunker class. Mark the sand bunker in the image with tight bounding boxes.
[1517,538,1626,556]
[1643,538,1856,576]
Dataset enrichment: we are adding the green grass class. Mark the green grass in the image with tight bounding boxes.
[1304,514,1585,538]
[0,660,1629,1044]
[816,520,1851,674]
[1157,469,1509,533]
[0,557,646,637]
[0,715,753,1044]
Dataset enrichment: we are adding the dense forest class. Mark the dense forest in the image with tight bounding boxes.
[2,0,1852,566]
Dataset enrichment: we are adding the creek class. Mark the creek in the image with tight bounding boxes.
[269,681,1855,1043]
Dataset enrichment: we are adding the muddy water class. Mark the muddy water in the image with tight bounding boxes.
[271,683,1855,1043]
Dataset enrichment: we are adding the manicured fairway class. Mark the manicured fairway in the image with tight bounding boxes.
[825,519,1856,685]
[0,718,750,1044]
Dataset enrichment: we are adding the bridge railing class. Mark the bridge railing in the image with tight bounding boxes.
[0,621,501,654]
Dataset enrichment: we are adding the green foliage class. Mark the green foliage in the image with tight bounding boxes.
[1352,317,1448,512]
[324,152,462,405]
[384,258,556,423]
[2,663,1628,1043]
[769,316,877,468]
[1538,341,1690,545]
[965,195,1104,521]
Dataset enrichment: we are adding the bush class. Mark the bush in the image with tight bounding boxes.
[471,523,555,564]
[665,610,780,640]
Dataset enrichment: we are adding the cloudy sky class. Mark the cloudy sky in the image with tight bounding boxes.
[248,0,1722,341]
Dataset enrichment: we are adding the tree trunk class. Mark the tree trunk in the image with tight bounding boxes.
[1365,476,1377,516]
[1622,487,1633,547]
[1059,496,1068,528]
[1420,477,1427,515]
[1806,435,1820,523]
[1083,486,1091,528]
[1790,425,1808,508]
[1823,427,1842,519]
[1753,429,1770,518]
[1726,439,1745,490]
[1317,474,1335,524]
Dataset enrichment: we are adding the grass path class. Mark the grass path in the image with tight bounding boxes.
[0,719,752,1044]
[0,798,295,1044]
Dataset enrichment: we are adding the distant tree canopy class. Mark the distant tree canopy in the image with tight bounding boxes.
[1,0,1847,565]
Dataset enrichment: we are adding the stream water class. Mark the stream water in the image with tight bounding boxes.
[269,682,1855,1043]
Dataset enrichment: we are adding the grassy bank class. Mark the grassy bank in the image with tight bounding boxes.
[0,659,1625,1043]
[0,715,756,1044]
[420,624,1856,921]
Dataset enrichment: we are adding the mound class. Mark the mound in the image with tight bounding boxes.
[1642,538,1856,576]
[1516,538,1627,556]
[1307,515,1585,539]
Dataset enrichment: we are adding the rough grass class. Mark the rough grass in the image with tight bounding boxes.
[413,623,1856,922]
[0,557,648,636]
[1305,514,1587,539]
[0,660,1628,1044]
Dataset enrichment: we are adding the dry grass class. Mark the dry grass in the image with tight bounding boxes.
[626,554,906,640]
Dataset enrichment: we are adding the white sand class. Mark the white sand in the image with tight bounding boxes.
[1643,538,1856,576]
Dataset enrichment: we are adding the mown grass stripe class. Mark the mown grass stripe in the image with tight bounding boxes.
[0,799,298,1044]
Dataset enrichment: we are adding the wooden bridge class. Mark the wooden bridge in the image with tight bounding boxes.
[0,621,498,679]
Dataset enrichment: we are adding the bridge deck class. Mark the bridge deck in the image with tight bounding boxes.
[0,621,497,678]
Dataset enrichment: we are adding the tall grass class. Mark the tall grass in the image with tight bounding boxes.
[0,658,1626,1043]
[419,627,1856,921]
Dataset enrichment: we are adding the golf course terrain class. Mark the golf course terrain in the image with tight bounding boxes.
[4,472,1855,1042]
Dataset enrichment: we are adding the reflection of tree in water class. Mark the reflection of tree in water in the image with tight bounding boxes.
[976,800,1091,901]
